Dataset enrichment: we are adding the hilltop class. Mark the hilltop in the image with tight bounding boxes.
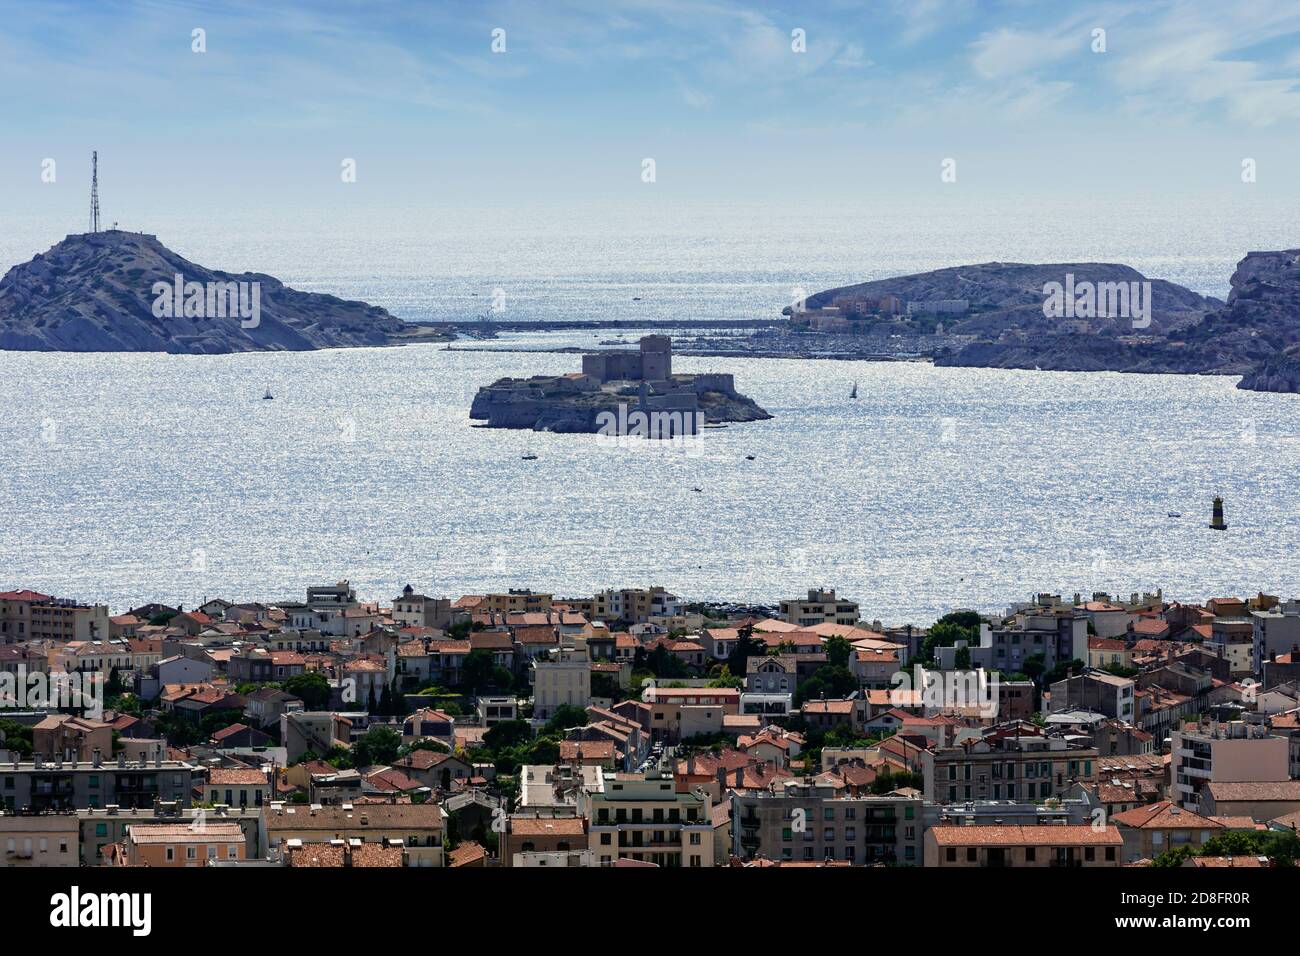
[792,255,1300,392]
[0,231,434,353]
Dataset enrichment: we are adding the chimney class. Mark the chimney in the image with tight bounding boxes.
[92,748,102,768]
[117,753,126,768]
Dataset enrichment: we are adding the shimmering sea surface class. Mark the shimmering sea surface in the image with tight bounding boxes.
[2,197,1298,621]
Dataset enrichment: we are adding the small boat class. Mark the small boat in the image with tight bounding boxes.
[262,388,274,400]
[692,487,703,493]
[1167,511,1182,518]
[745,455,756,461]
[521,454,538,461]
[850,381,858,399]
[702,423,728,430]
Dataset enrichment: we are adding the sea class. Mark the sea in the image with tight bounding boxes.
[2,195,1298,623]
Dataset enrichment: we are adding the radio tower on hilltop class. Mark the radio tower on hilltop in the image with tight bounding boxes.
[89,151,101,234]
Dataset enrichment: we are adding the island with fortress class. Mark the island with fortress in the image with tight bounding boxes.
[469,335,772,434]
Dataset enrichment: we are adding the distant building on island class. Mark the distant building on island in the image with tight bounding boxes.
[470,334,771,434]
[582,334,673,383]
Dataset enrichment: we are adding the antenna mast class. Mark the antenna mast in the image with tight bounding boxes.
[90,151,101,234]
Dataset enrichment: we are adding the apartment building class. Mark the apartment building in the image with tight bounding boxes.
[924,824,1123,867]
[263,801,446,867]
[1111,801,1223,863]
[732,781,923,865]
[79,804,261,864]
[123,822,246,866]
[1170,718,1290,811]
[32,715,114,762]
[641,686,740,742]
[482,590,553,615]
[974,607,1089,674]
[1252,601,1300,673]
[0,753,200,812]
[391,585,453,630]
[921,728,1098,804]
[1204,617,1255,677]
[779,589,860,627]
[1048,669,1135,723]
[504,816,588,866]
[0,590,110,643]
[0,812,79,866]
[204,768,271,809]
[531,647,591,720]
[582,769,713,867]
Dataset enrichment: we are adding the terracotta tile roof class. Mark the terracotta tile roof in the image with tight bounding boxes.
[1111,801,1221,830]
[448,841,486,867]
[929,824,1123,846]
[559,740,615,760]
[1206,781,1300,802]
[1188,856,1272,868]
[0,589,53,602]
[208,768,269,786]
[510,817,585,837]
[128,823,243,844]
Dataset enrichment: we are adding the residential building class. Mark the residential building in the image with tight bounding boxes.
[262,801,445,867]
[0,812,78,866]
[779,589,859,627]
[123,822,245,866]
[921,727,1098,804]
[924,824,1123,867]
[1111,801,1223,863]
[583,768,713,867]
[1169,718,1290,811]
[732,781,923,865]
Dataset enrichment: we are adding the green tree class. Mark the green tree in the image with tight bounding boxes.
[460,649,512,695]
[794,665,858,707]
[825,635,851,668]
[543,705,588,737]
[707,665,743,689]
[353,725,401,767]
[483,719,532,753]
[725,626,766,677]
[284,672,331,709]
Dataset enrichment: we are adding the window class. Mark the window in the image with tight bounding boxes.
[1084,847,1095,862]
[208,846,218,859]
[966,847,977,862]
[1105,847,1116,861]
[165,847,175,861]
[1025,847,1036,861]
[945,848,956,862]
[186,846,197,860]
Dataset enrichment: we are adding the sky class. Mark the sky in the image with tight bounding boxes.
[1,0,1299,213]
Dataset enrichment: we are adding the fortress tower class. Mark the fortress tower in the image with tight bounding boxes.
[639,334,672,381]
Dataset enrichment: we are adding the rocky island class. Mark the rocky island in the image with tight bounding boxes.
[784,251,1300,393]
[470,335,772,434]
[0,229,444,353]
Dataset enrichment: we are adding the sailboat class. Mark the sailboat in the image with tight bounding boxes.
[849,381,858,399]
[262,387,274,400]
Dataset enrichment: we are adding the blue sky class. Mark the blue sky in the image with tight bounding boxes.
[2,0,1300,207]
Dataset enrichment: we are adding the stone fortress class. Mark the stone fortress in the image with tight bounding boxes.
[470,335,771,434]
